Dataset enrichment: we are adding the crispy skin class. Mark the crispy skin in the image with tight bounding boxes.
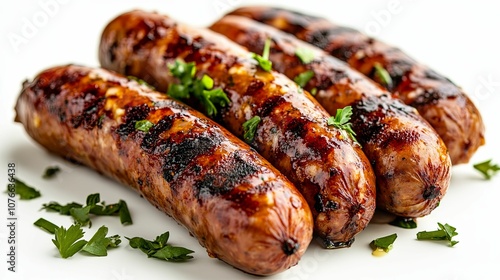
[99,10,376,248]
[228,6,485,165]
[14,65,314,275]
[210,15,451,218]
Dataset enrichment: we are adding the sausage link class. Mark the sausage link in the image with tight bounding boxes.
[228,6,485,165]
[210,16,451,218]
[99,10,376,248]
[14,65,313,275]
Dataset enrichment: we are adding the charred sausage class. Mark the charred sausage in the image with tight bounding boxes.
[210,15,451,218]
[14,65,314,275]
[228,6,485,165]
[99,10,376,248]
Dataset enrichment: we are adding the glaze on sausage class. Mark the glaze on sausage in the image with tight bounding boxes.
[210,15,451,218]
[99,10,376,248]
[14,65,314,275]
[228,6,485,165]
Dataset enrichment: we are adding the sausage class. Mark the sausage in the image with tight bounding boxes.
[14,65,314,275]
[99,10,376,248]
[227,6,485,165]
[210,15,451,218]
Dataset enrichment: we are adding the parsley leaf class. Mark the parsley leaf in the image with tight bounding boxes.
[389,217,417,229]
[251,38,273,72]
[42,193,132,226]
[167,60,230,117]
[81,225,121,256]
[242,116,261,143]
[34,218,59,234]
[294,70,315,88]
[327,106,359,144]
[473,159,500,180]
[7,177,41,200]
[127,75,155,89]
[135,120,154,133]
[52,224,88,258]
[126,231,194,262]
[373,62,393,89]
[416,222,459,247]
[43,166,61,179]
[295,47,316,64]
[370,233,397,255]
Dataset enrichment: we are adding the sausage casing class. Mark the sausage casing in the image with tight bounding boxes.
[210,15,451,217]
[99,10,376,248]
[14,65,314,275]
[228,6,485,165]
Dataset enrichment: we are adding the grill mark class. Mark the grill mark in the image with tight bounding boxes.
[258,95,285,117]
[70,86,105,129]
[285,117,308,139]
[162,133,221,183]
[116,104,151,137]
[245,79,265,96]
[141,114,175,152]
[314,193,339,213]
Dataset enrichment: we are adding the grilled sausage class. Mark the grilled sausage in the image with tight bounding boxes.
[228,6,485,165]
[14,65,314,275]
[99,10,376,248]
[210,15,451,218]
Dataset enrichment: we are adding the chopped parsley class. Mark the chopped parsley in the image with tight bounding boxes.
[34,217,59,234]
[242,116,261,143]
[43,166,61,179]
[473,159,500,180]
[127,231,194,262]
[251,38,273,71]
[42,193,132,227]
[373,62,393,89]
[370,233,397,255]
[167,60,230,117]
[81,225,121,256]
[295,47,316,64]
[416,222,459,247]
[294,70,315,88]
[6,177,41,200]
[327,106,359,144]
[389,217,417,229]
[135,120,154,133]
[52,224,88,259]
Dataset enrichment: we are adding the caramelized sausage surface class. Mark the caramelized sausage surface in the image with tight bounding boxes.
[99,10,376,248]
[228,6,485,165]
[15,65,313,275]
[210,15,451,217]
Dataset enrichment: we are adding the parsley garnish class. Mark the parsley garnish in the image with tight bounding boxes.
[42,193,132,227]
[295,47,315,64]
[294,70,315,88]
[34,217,59,234]
[473,159,500,180]
[127,231,194,262]
[327,106,359,144]
[127,75,155,89]
[310,88,318,96]
[251,38,273,72]
[135,120,154,132]
[242,116,261,143]
[389,217,417,229]
[82,225,121,256]
[416,222,459,247]
[52,224,88,259]
[370,233,397,255]
[373,62,393,89]
[43,166,61,179]
[7,177,41,200]
[167,60,230,117]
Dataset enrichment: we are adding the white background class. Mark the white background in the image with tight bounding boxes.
[1,1,499,279]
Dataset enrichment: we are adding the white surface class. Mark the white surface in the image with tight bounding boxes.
[1,1,499,279]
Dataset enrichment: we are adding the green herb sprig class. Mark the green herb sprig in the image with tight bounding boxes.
[127,231,194,262]
[242,116,261,143]
[473,159,500,180]
[370,233,397,254]
[167,60,230,117]
[416,222,459,247]
[251,38,273,71]
[327,106,359,144]
[6,177,41,200]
